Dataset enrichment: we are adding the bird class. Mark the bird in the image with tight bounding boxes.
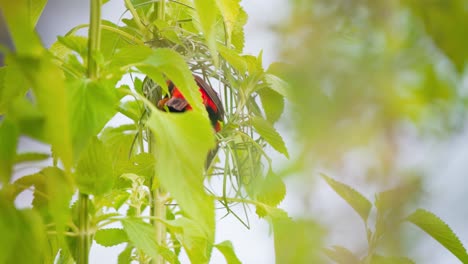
[155,75,224,132]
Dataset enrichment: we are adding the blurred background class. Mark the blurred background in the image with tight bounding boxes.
[3,0,468,263]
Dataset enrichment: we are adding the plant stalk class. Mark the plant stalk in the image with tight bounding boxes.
[77,1,102,263]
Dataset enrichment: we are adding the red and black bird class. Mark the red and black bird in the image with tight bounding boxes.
[156,75,224,132]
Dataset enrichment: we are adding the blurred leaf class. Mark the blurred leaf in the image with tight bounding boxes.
[75,137,114,195]
[406,209,468,263]
[11,55,73,169]
[68,79,118,161]
[321,174,372,222]
[5,97,45,140]
[95,228,128,247]
[0,0,43,55]
[100,124,138,171]
[0,119,18,184]
[256,170,286,207]
[29,0,48,26]
[257,87,284,124]
[14,152,50,163]
[370,254,415,264]
[43,167,73,235]
[121,218,180,264]
[118,246,133,264]
[193,0,219,65]
[0,64,28,113]
[251,116,289,158]
[147,110,215,244]
[0,198,46,264]
[273,218,323,264]
[406,0,468,72]
[166,217,212,263]
[214,241,241,264]
[324,246,360,264]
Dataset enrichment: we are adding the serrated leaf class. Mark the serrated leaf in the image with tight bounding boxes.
[147,110,216,244]
[324,246,360,264]
[264,74,289,98]
[321,174,372,222]
[215,0,240,44]
[95,228,128,247]
[193,0,219,65]
[231,7,247,52]
[75,137,114,195]
[215,241,241,264]
[121,218,180,264]
[256,170,286,207]
[257,87,284,124]
[406,209,468,263]
[251,116,289,158]
[370,254,415,264]
[0,119,18,184]
[68,79,118,161]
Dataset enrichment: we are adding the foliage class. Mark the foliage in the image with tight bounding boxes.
[0,0,290,263]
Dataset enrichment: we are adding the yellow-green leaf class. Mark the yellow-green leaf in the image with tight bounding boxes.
[251,116,289,158]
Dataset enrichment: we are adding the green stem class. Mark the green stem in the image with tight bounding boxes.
[77,193,90,264]
[87,0,102,79]
[124,0,147,34]
[77,1,102,263]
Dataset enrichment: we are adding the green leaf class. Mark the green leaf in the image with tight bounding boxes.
[0,119,18,184]
[214,241,242,264]
[11,54,73,169]
[121,218,180,264]
[193,0,219,65]
[406,209,468,263]
[321,174,372,222]
[95,228,128,247]
[406,0,468,72]
[141,48,206,112]
[147,109,216,244]
[370,254,415,264]
[75,137,114,195]
[264,74,289,98]
[166,217,212,263]
[257,87,284,124]
[231,7,247,52]
[215,0,240,44]
[118,246,133,264]
[14,152,50,163]
[58,35,88,58]
[0,64,28,113]
[324,246,360,264]
[0,0,43,55]
[28,0,48,27]
[256,170,286,207]
[0,199,46,264]
[5,97,45,141]
[43,167,73,234]
[273,218,323,264]
[251,116,289,158]
[68,79,118,161]
[217,44,247,73]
